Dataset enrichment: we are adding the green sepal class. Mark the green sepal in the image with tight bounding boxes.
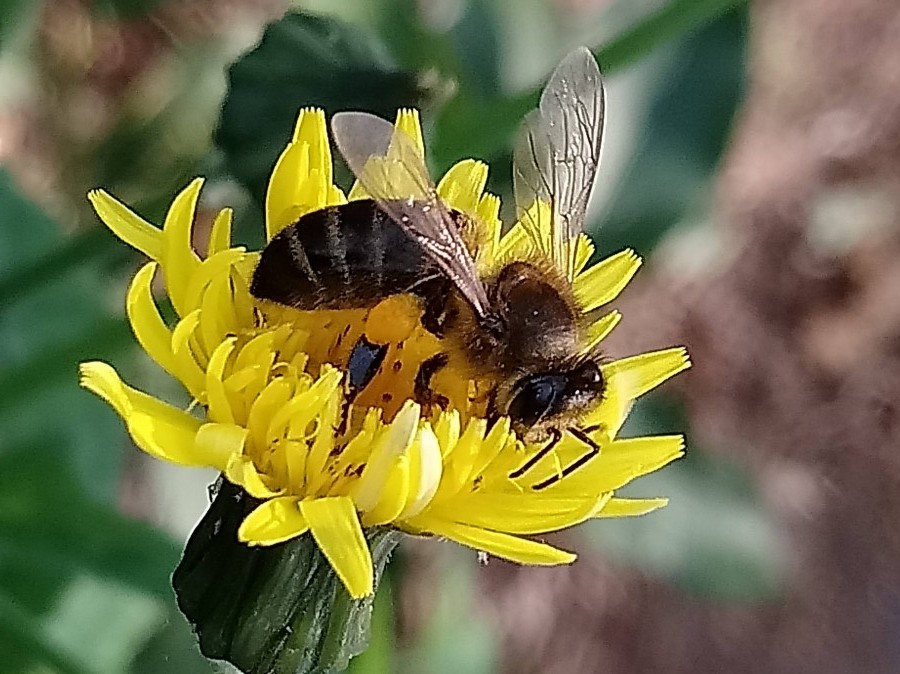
[173,480,401,674]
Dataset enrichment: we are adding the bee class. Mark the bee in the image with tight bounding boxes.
[251,48,606,464]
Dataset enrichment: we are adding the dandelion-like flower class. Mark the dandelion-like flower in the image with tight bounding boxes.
[81,107,687,617]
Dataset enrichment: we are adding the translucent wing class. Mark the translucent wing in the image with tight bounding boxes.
[513,47,606,280]
[331,111,491,316]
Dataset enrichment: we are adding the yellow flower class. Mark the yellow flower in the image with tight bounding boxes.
[80,108,689,600]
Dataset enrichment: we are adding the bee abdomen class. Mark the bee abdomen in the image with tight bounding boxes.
[250,199,432,310]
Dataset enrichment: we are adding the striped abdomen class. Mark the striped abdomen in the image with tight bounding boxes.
[250,199,440,310]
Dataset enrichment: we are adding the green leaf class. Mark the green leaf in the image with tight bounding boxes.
[0,172,133,500]
[601,0,745,70]
[217,12,431,203]
[586,395,787,602]
[430,0,748,170]
[0,449,181,602]
[596,5,746,254]
[0,450,183,673]
[0,0,40,50]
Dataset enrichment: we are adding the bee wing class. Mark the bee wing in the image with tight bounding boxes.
[513,47,606,279]
[331,111,491,317]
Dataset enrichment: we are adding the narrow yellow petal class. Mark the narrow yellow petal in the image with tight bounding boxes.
[436,159,488,215]
[426,520,576,565]
[161,178,203,317]
[398,424,443,519]
[559,435,685,493]
[293,108,332,178]
[354,401,419,511]
[266,141,310,239]
[360,457,409,527]
[469,417,511,479]
[183,248,245,313]
[80,362,207,466]
[207,208,233,257]
[433,418,486,501]
[420,492,608,535]
[170,310,207,401]
[394,109,424,156]
[304,373,345,494]
[270,367,343,450]
[573,248,642,312]
[205,337,236,424]
[126,262,178,378]
[193,422,247,471]
[247,378,294,453]
[229,262,256,329]
[128,412,202,467]
[301,497,373,598]
[433,410,461,459]
[225,454,280,500]
[239,496,308,546]
[198,274,235,356]
[584,310,621,350]
[573,234,595,273]
[603,347,691,401]
[87,190,162,260]
[594,497,669,518]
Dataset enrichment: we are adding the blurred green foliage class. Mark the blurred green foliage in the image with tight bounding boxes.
[0,0,776,672]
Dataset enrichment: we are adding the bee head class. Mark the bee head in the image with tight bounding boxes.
[499,358,605,439]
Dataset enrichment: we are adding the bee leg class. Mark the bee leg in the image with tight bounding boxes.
[414,352,450,411]
[509,427,562,479]
[568,427,601,453]
[531,428,601,491]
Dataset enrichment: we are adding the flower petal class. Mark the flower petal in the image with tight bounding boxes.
[360,456,409,527]
[207,208,233,256]
[205,337,236,424]
[398,424,443,519]
[418,491,610,535]
[194,422,247,470]
[354,401,419,511]
[161,179,203,317]
[267,140,310,238]
[126,262,178,377]
[584,310,621,351]
[88,189,162,260]
[301,497,373,598]
[80,362,207,466]
[552,435,685,494]
[573,248,642,312]
[603,347,691,401]
[394,109,424,156]
[170,310,207,400]
[426,520,576,565]
[594,497,669,518]
[239,496,308,546]
[225,454,280,499]
[437,159,488,215]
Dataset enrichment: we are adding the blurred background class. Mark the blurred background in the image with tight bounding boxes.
[2,0,900,672]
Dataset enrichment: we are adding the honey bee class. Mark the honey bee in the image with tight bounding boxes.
[251,47,606,462]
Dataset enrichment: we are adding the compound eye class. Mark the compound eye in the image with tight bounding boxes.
[507,374,566,428]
